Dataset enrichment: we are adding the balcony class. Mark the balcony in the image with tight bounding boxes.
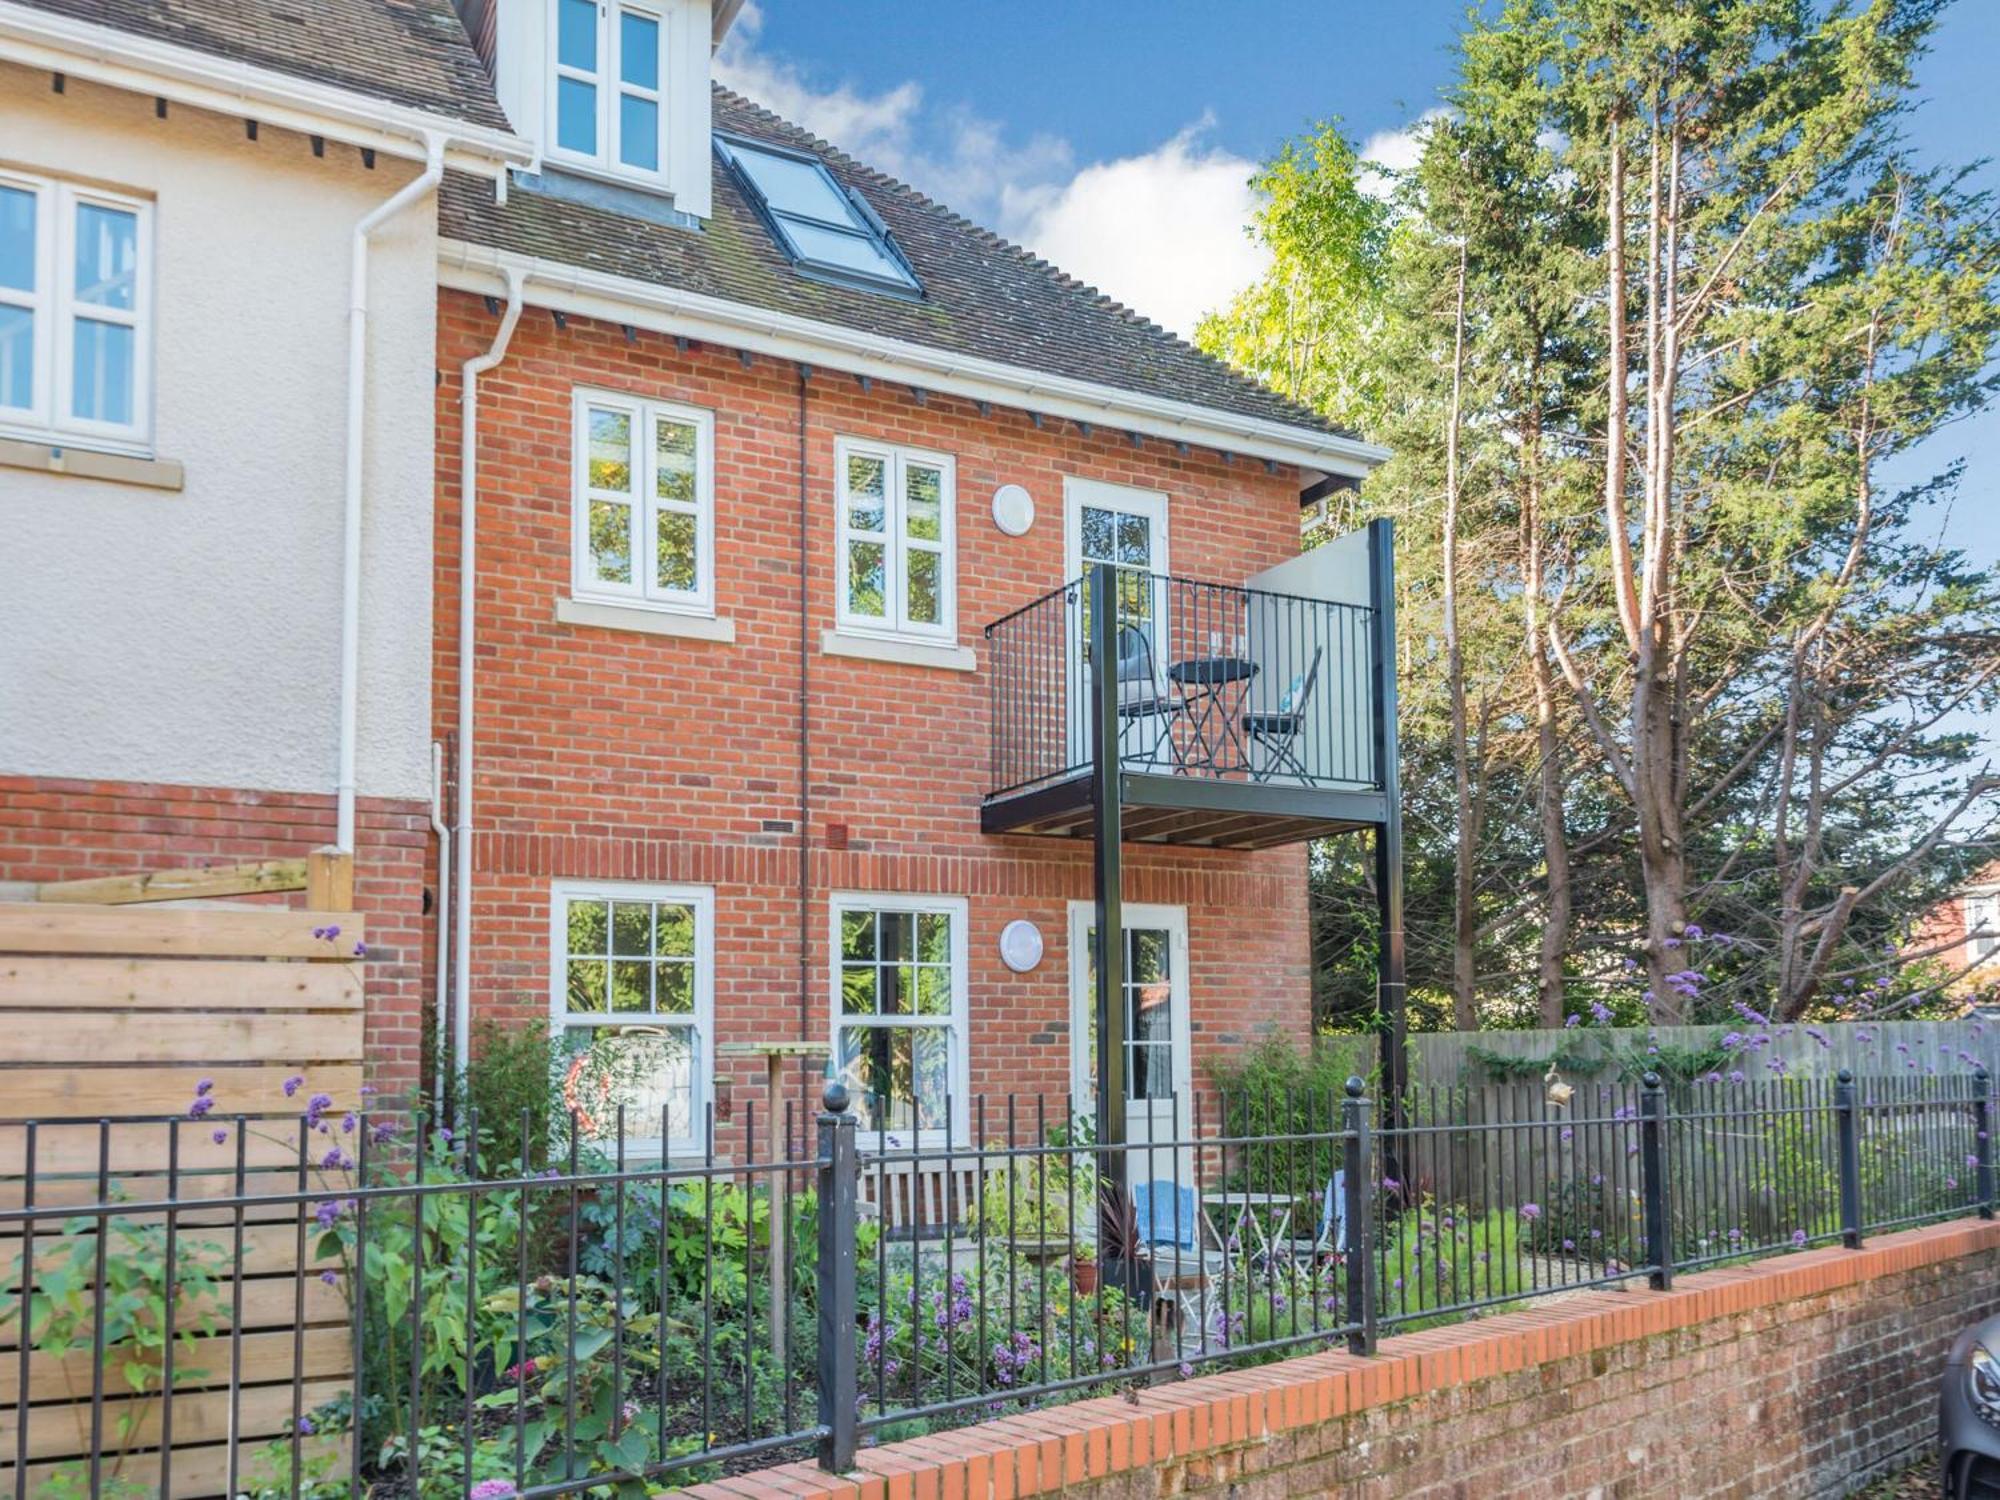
[982,522,1398,851]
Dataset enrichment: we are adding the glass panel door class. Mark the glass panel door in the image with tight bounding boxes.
[1063,481,1168,771]
[1067,903,1190,1154]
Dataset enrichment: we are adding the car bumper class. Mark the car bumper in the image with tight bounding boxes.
[1942,1365,2000,1498]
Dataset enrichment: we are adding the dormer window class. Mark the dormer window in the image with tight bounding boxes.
[716,135,921,295]
[551,0,668,175]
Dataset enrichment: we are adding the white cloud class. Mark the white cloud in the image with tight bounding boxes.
[714,5,1264,339]
[1357,108,1451,199]
[1002,123,1266,338]
[715,4,1073,227]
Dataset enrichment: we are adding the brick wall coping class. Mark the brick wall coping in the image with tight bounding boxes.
[689,1216,2000,1500]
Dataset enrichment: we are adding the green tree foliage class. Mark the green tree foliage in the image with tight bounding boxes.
[1204,0,2000,1032]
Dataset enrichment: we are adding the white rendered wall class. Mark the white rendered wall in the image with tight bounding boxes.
[0,65,437,803]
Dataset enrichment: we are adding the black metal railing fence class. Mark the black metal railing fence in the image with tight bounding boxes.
[2,1068,1991,1495]
[984,569,1379,801]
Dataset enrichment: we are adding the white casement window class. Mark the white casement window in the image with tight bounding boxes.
[834,438,955,643]
[572,389,715,614]
[550,880,714,1156]
[0,171,151,451]
[830,894,969,1146]
[1969,892,2000,967]
[550,0,668,177]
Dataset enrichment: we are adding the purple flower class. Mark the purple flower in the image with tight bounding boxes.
[211,1128,229,1145]
[296,1416,315,1436]
[283,1075,305,1098]
[1589,1001,1614,1025]
[1565,1014,1581,1029]
[341,1112,357,1135]
[468,1485,516,1500]
[1519,1203,1542,1221]
[313,1199,342,1229]
[352,941,368,958]
[194,1078,214,1098]
[321,1269,338,1286]
[188,1097,215,1119]
[1791,1230,1808,1248]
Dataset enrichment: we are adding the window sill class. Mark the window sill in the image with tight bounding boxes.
[821,630,976,673]
[0,436,182,492]
[556,596,736,642]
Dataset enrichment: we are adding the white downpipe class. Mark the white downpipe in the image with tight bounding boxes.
[335,132,446,852]
[429,740,451,1089]
[452,266,528,1085]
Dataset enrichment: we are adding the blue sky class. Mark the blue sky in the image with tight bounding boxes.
[720,2,1998,671]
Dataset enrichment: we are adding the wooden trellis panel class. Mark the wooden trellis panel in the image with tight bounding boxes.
[0,889,364,1497]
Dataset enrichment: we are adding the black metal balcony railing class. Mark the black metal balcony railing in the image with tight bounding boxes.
[984,571,1381,802]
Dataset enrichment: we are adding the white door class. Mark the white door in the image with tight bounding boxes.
[1063,479,1170,769]
[1067,902,1193,1172]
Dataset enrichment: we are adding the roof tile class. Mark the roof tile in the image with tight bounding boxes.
[19,0,510,131]
[441,85,1351,442]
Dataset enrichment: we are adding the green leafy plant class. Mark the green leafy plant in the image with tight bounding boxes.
[974,1151,1083,1244]
[1,1209,230,1483]
[1464,1038,1602,1082]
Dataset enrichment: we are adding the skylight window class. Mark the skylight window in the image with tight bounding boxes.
[715,136,920,294]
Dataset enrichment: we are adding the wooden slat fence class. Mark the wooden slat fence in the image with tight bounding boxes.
[1406,1019,1999,1087]
[0,885,363,1498]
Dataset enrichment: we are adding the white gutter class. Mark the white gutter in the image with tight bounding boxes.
[0,0,532,179]
[437,242,1391,478]
[429,740,451,1091]
[336,133,446,853]
[453,266,528,1085]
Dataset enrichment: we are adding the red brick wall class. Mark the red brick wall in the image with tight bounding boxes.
[0,775,433,1094]
[436,290,1315,1126]
[701,1218,2000,1500]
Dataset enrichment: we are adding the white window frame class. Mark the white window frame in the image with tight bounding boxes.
[546,0,670,183]
[0,169,152,453]
[833,436,957,645]
[1969,890,2000,967]
[1064,901,1192,1124]
[548,879,715,1157]
[570,387,715,616]
[828,892,970,1149]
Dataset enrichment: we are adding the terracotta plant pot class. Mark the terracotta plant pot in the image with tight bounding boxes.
[1071,1258,1100,1294]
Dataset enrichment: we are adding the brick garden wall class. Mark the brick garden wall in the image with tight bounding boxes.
[435,290,1318,1127]
[705,1219,2000,1500]
[0,775,433,1096]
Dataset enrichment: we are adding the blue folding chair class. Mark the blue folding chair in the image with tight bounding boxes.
[1283,1170,1349,1262]
[1132,1179,1226,1342]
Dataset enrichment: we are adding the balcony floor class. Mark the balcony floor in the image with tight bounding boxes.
[980,770,1387,850]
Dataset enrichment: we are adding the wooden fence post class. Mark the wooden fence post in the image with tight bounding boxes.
[305,847,354,912]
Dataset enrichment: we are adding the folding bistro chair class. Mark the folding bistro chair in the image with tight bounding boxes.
[1114,622,1185,771]
[1281,1170,1349,1264]
[1132,1179,1226,1345]
[1243,645,1321,784]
